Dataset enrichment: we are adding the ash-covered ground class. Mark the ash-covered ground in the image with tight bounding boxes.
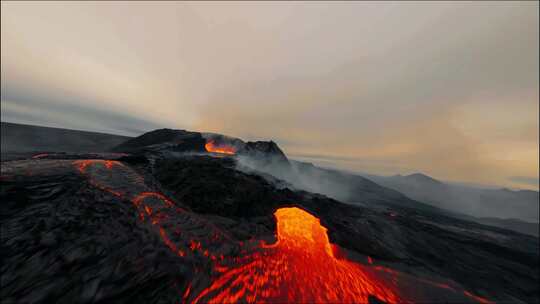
[1,128,538,304]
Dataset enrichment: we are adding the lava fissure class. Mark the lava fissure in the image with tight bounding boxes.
[205,140,236,155]
[71,159,494,304]
[190,207,404,304]
[189,207,494,304]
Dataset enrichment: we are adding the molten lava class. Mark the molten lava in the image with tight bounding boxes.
[205,140,236,155]
[191,207,403,303]
[73,159,123,174]
[71,158,493,304]
[189,207,494,304]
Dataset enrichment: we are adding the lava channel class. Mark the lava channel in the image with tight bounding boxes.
[205,140,236,155]
[188,207,494,304]
[71,159,492,304]
[190,207,403,304]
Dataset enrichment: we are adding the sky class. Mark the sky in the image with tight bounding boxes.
[1,1,538,190]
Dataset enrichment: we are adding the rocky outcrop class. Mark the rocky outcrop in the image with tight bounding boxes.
[238,141,288,163]
[111,129,206,154]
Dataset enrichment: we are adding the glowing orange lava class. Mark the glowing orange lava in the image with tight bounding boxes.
[191,207,404,304]
[189,207,494,304]
[73,159,123,174]
[70,159,493,304]
[205,140,236,155]
[73,160,126,197]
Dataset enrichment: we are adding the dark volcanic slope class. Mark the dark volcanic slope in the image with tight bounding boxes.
[111,128,206,153]
[474,217,539,237]
[154,156,294,217]
[1,146,538,303]
[1,122,131,153]
[153,155,539,303]
[1,160,186,303]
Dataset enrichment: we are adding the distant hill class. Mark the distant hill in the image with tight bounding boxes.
[395,173,443,186]
[1,122,131,153]
[110,128,206,153]
[366,172,539,224]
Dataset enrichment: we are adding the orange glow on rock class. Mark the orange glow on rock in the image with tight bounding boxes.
[205,140,236,155]
[73,159,123,174]
[73,160,125,197]
[70,159,493,304]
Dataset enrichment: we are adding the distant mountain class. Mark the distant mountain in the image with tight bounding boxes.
[1,122,131,154]
[398,173,443,185]
[366,172,539,227]
[239,157,449,213]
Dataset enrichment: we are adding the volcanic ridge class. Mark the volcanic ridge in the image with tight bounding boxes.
[1,126,538,303]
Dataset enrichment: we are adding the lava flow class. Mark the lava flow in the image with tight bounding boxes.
[190,207,404,304]
[70,159,492,304]
[189,207,494,304]
[205,140,236,155]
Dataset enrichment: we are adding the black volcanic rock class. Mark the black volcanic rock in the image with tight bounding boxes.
[475,217,539,237]
[1,127,539,304]
[403,173,443,185]
[153,155,298,217]
[111,128,206,153]
[2,153,538,303]
[0,163,188,303]
[238,141,289,164]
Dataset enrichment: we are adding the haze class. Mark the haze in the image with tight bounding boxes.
[1,1,538,190]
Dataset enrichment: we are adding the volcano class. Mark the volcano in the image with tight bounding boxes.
[1,125,538,304]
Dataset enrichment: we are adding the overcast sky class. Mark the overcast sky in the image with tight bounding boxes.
[1,1,538,189]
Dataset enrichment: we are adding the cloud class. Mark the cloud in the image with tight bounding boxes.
[1,83,164,136]
[1,1,538,189]
[508,176,540,188]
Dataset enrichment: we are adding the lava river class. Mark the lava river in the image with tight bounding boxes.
[71,159,493,304]
[189,207,404,303]
[189,207,494,304]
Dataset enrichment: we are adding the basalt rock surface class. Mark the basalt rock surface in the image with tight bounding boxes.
[238,141,289,163]
[111,129,206,154]
[1,152,538,303]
